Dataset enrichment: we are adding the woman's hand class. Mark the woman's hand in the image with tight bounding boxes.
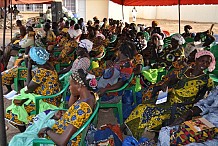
[160,83,168,92]
[170,115,188,127]
[38,128,47,138]
[97,88,107,96]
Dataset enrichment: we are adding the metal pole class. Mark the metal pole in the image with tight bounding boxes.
[10,0,12,42]
[122,0,124,21]
[0,1,8,146]
[178,0,181,34]
[122,5,124,21]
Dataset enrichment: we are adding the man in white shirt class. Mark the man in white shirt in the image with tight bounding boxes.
[132,7,137,22]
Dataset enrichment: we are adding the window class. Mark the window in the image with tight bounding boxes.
[63,0,76,13]
[16,4,43,12]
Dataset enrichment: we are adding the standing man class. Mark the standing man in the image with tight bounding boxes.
[132,6,137,22]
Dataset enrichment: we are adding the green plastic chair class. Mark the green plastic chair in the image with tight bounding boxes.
[210,44,218,70]
[32,102,99,146]
[156,69,168,82]
[18,48,25,54]
[14,67,27,91]
[99,74,134,124]
[34,71,72,115]
[143,32,150,41]
[209,74,218,86]
[163,36,172,48]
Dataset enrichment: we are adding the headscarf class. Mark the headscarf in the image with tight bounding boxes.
[152,21,158,27]
[195,50,216,72]
[29,47,50,65]
[79,39,93,53]
[151,33,164,45]
[171,33,185,45]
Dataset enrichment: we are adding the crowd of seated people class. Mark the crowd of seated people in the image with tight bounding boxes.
[1,16,218,146]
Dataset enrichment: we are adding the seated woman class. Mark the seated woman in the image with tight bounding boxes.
[181,25,195,39]
[41,22,56,50]
[1,54,26,94]
[145,20,165,39]
[94,41,143,102]
[36,69,98,146]
[8,110,64,146]
[158,86,218,146]
[124,50,215,139]
[141,33,163,67]
[68,24,82,42]
[58,39,91,75]
[3,26,35,69]
[158,34,185,69]
[194,29,215,49]
[5,47,61,132]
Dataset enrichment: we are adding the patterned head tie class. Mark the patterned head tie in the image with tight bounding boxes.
[29,47,49,65]
[195,50,216,72]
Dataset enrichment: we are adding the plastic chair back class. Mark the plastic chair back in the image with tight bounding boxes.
[163,36,171,48]
[157,69,167,82]
[14,67,27,91]
[32,102,99,146]
[99,74,134,124]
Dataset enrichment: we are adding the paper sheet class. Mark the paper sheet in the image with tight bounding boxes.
[4,90,18,100]
[156,87,168,104]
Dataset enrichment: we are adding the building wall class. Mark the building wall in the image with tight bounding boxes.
[108,1,130,22]
[86,0,109,22]
[156,5,218,23]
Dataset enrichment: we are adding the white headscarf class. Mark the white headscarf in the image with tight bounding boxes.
[172,33,185,45]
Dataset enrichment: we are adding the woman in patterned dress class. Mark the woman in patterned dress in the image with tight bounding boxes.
[96,41,143,103]
[158,34,185,68]
[5,47,61,132]
[37,69,98,146]
[124,50,215,139]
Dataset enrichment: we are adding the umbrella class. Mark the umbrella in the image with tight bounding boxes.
[110,0,218,33]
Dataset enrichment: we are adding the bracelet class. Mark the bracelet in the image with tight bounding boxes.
[44,127,52,135]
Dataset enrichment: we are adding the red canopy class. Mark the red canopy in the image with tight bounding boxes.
[13,0,54,4]
[111,0,218,6]
[0,0,55,7]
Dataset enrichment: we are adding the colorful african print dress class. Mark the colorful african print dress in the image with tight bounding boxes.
[158,45,185,67]
[5,68,61,126]
[125,66,213,139]
[2,59,26,86]
[51,101,92,145]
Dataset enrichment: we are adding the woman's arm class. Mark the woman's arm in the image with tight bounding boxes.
[25,81,40,94]
[98,81,125,96]
[68,95,79,107]
[26,59,33,84]
[38,124,78,146]
[170,106,202,126]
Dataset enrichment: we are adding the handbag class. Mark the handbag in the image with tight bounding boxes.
[170,117,217,145]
